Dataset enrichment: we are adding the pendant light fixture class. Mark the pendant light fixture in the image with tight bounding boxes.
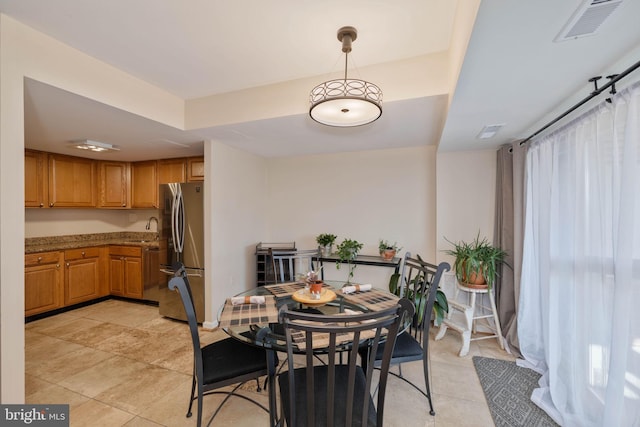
[309,26,382,127]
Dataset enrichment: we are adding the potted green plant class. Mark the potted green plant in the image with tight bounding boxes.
[335,238,363,283]
[388,255,449,326]
[316,233,337,256]
[444,233,508,290]
[378,239,402,260]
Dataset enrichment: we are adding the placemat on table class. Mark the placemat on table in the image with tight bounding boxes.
[339,287,400,311]
[218,295,278,328]
[263,281,330,298]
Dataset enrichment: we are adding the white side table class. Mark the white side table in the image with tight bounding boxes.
[435,281,504,356]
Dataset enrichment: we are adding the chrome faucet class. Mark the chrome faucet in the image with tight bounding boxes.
[146,216,159,231]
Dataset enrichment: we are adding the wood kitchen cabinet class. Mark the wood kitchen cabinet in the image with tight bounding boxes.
[131,160,158,208]
[64,247,105,305]
[99,161,130,208]
[109,246,143,299]
[158,158,187,184]
[187,156,205,182]
[24,251,64,316]
[25,150,48,208]
[48,154,97,207]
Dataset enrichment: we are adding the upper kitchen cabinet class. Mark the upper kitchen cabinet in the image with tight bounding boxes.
[187,156,205,182]
[48,154,97,207]
[158,158,187,184]
[131,160,158,208]
[99,161,130,208]
[25,150,48,208]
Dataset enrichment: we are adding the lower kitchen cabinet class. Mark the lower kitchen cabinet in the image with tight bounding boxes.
[64,247,105,305]
[109,246,143,299]
[25,251,64,316]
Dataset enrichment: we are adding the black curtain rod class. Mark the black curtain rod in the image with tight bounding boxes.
[519,58,640,146]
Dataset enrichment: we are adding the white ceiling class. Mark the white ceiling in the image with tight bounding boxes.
[3,0,640,161]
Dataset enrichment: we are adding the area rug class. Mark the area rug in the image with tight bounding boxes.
[473,356,559,427]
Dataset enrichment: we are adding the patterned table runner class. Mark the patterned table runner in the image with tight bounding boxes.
[218,295,279,328]
[338,287,400,311]
[263,281,330,298]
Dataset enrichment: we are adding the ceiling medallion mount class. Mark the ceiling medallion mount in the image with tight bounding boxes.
[309,26,383,127]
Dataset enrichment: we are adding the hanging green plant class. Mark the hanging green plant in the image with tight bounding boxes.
[335,238,363,283]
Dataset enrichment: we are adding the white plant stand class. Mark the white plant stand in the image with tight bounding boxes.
[435,281,504,356]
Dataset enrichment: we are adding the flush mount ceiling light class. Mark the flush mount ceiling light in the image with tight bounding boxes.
[71,139,120,152]
[309,26,382,127]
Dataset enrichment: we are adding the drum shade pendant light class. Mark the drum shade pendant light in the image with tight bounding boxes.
[309,26,382,127]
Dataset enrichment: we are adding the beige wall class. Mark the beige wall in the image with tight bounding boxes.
[265,146,437,286]
[436,149,496,264]
[205,141,269,328]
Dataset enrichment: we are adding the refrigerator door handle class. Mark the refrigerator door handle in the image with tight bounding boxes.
[170,183,185,255]
[175,186,185,254]
[170,184,178,254]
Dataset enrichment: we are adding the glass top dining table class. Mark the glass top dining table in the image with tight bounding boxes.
[217,280,401,353]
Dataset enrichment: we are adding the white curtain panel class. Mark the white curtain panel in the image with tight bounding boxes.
[518,82,640,427]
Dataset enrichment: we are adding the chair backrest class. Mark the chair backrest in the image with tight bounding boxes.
[269,248,320,283]
[168,263,203,375]
[279,299,414,427]
[398,252,450,346]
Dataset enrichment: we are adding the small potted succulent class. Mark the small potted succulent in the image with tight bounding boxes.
[316,233,337,257]
[335,238,363,283]
[378,239,402,260]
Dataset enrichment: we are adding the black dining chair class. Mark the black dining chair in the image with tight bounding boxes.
[277,298,414,427]
[168,263,272,427]
[358,253,450,416]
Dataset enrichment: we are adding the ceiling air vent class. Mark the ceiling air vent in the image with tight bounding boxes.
[554,0,623,42]
[477,124,505,140]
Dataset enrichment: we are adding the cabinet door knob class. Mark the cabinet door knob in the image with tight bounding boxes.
[39,203,44,207]
[65,262,70,267]
[56,264,60,268]
[122,204,126,207]
[49,203,54,207]
[81,251,86,257]
[37,256,42,262]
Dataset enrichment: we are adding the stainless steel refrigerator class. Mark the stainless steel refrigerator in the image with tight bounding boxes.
[158,182,205,322]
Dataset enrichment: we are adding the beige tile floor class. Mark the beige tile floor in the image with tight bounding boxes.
[25,299,515,426]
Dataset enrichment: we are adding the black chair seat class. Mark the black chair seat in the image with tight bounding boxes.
[279,365,376,427]
[366,331,422,365]
[202,338,269,385]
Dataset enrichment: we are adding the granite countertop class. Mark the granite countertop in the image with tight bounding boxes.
[25,232,162,254]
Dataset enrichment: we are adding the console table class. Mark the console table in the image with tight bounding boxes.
[313,254,401,279]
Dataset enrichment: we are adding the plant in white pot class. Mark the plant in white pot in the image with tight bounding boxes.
[316,233,337,256]
[335,238,363,284]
